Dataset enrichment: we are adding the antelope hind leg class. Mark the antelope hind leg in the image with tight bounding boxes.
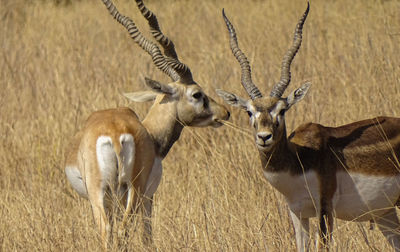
[375,208,400,251]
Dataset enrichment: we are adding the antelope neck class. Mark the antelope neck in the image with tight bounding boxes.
[142,100,184,159]
[259,130,298,174]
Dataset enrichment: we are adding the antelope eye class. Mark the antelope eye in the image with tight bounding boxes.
[192,92,202,99]
[247,111,253,117]
[279,109,286,116]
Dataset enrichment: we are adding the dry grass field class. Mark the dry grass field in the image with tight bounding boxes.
[1,0,400,251]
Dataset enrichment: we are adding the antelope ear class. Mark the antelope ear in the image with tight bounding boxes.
[286,82,311,109]
[144,77,177,95]
[123,91,158,102]
[216,89,249,110]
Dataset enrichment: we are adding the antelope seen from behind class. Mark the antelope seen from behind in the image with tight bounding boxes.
[65,0,229,248]
[218,3,400,251]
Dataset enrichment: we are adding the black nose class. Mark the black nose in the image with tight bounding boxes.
[257,133,272,142]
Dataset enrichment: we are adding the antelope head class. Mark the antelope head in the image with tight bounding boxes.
[217,4,310,151]
[102,0,230,128]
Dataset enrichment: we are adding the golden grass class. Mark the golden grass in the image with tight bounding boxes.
[1,0,400,250]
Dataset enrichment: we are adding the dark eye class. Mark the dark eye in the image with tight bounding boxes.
[247,111,253,117]
[279,109,286,116]
[192,92,202,99]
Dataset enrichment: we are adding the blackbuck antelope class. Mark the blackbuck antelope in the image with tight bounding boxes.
[65,0,229,248]
[217,3,400,251]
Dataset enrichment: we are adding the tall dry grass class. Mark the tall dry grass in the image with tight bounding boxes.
[1,0,400,250]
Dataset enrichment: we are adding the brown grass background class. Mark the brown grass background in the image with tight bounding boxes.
[1,0,400,250]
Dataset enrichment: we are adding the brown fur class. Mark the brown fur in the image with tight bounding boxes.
[66,86,230,247]
[65,83,230,248]
[217,1,400,248]
[65,107,155,247]
[259,114,400,249]
[65,1,230,246]
[288,116,400,176]
[220,92,400,250]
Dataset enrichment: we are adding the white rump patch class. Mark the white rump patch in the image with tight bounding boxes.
[119,134,135,185]
[96,136,118,189]
[65,165,88,198]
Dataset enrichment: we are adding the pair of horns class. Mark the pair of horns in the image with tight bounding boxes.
[101,0,194,84]
[223,2,310,99]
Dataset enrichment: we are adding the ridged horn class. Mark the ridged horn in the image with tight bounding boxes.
[100,0,181,82]
[270,2,310,98]
[135,0,194,84]
[222,9,263,100]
